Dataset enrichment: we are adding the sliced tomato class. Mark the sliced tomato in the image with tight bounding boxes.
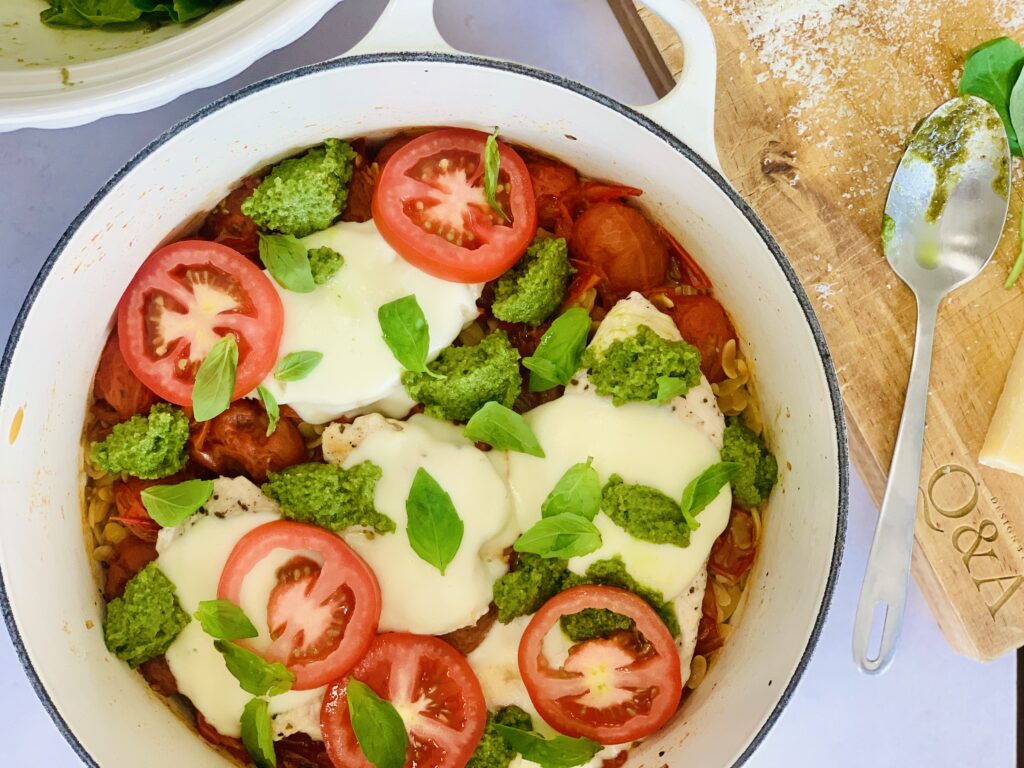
[117,240,284,407]
[657,293,737,383]
[218,521,381,690]
[519,586,682,745]
[569,202,669,301]
[189,399,307,483]
[372,128,537,283]
[93,331,159,424]
[321,633,487,768]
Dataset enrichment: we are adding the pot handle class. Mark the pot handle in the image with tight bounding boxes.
[631,0,721,172]
[346,0,455,56]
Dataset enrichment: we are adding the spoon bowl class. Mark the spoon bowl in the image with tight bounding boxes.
[854,95,1010,675]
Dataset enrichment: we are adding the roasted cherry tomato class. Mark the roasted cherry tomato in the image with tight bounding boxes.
[189,400,307,483]
[372,128,537,283]
[93,331,159,423]
[199,176,263,258]
[658,294,736,383]
[111,478,163,541]
[117,241,284,407]
[519,586,682,744]
[218,521,382,690]
[103,534,158,600]
[321,633,487,768]
[569,202,668,299]
[708,507,757,583]
[523,153,579,201]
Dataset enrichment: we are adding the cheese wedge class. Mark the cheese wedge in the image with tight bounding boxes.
[980,333,1024,473]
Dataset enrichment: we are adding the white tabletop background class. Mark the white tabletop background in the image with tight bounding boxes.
[0,0,1017,765]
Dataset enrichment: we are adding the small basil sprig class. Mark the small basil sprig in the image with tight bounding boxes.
[214,640,295,697]
[241,698,277,768]
[378,295,440,377]
[523,308,591,391]
[679,461,741,530]
[347,680,408,768]
[259,233,316,293]
[274,350,323,382]
[654,376,689,404]
[483,127,510,223]
[256,385,280,436]
[541,458,601,520]
[494,725,601,768]
[195,600,258,641]
[406,468,464,575]
[192,334,238,421]
[514,513,602,559]
[464,402,545,457]
[140,479,214,527]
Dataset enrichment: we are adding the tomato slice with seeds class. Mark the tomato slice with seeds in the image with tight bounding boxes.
[372,128,537,283]
[519,586,682,745]
[117,240,283,407]
[320,633,487,768]
[218,521,381,691]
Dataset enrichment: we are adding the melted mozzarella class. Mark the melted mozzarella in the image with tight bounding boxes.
[156,478,325,739]
[258,220,481,423]
[337,414,516,635]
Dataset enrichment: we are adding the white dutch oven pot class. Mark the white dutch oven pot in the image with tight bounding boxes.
[0,1,847,765]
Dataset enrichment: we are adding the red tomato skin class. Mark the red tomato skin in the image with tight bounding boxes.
[199,176,262,258]
[218,521,382,690]
[117,240,284,407]
[93,332,159,423]
[519,586,682,745]
[188,399,307,483]
[569,202,669,300]
[320,633,488,768]
[103,535,158,600]
[372,128,538,283]
[662,294,737,383]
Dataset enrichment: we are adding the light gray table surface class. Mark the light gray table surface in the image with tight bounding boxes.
[0,1,1016,765]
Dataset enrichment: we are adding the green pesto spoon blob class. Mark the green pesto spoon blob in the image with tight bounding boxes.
[854,95,1010,676]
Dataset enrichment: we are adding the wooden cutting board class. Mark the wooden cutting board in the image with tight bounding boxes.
[621,0,1024,661]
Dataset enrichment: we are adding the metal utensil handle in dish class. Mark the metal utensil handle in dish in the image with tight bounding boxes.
[344,0,722,170]
[852,95,1011,675]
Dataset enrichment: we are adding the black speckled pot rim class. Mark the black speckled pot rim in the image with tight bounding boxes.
[0,51,848,768]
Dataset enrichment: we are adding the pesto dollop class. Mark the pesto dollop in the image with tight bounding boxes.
[104,563,190,668]
[491,237,573,326]
[262,461,392,534]
[582,325,701,405]
[242,139,356,237]
[600,474,691,548]
[721,418,778,509]
[467,706,534,768]
[402,330,522,423]
[493,553,568,624]
[90,403,190,479]
[309,246,344,285]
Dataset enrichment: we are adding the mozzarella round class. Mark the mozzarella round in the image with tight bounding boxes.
[340,414,516,635]
[258,219,482,423]
[156,478,325,740]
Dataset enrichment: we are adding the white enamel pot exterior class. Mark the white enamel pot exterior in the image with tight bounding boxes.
[0,1,847,765]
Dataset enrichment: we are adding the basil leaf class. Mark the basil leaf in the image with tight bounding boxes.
[192,334,238,422]
[214,640,295,697]
[959,37,1024,155]
[256,385,280,437]
[524,308,591,392]
[654,376,689,404]
[494,725,602,768]
[378,295,438,376]
[259,233,316,293]
[274,351,324,382]
[541,458,601,520]
[41,0,141,27]
[347,679,409,768]
[195,600,258,641]
[483,127,511,223]
[140,479,214,527]
[679,461,741,530]
[240,698,276,768]
[1010,69,1024,156]
[405,468,464,575]
[464,402,545,457]
[514,513,602,559]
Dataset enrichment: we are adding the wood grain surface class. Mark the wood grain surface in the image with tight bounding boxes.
[628,0,1024,660]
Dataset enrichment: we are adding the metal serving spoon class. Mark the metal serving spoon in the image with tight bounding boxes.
[853,95,1011,674]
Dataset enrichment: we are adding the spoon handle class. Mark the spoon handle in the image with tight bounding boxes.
[853,294,939,674]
